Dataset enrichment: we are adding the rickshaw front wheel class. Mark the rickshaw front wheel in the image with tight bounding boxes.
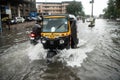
[46,50,57,58]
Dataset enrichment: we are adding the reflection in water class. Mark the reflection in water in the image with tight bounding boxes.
[23,61,80,80]
[0,27,31,54]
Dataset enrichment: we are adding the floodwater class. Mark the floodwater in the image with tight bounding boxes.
[0,19,120,80]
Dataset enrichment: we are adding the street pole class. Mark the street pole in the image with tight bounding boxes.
[90,0,94,17]
[88,0,95,27]
[91,0,93,17]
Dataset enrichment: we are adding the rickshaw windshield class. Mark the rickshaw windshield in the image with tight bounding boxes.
[42,18,68,32]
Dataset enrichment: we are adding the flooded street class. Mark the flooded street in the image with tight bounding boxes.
[0,19,120,80]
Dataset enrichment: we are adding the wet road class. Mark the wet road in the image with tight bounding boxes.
[0,19,120,80]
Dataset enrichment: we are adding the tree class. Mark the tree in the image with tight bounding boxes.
[103,8,109,18]
[115,0,120,9]
[115,0,120,17]
[66,1,84,16]
[103,0,120,19]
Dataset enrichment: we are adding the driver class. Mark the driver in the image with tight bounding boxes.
[32,16,42,39]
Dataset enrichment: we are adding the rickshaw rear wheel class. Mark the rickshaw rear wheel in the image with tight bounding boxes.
[66,43,70,49]
[71,38,75,48]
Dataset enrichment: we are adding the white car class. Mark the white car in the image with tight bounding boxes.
[15,17,25,23]
[86,17,94,22]
[116,18,120,22]
[10,19,17,24]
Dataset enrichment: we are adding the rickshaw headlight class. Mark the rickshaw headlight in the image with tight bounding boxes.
[59,39,64,44]
[41,39,46,44]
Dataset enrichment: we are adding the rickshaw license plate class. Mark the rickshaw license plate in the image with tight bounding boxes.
[50,41,54,45]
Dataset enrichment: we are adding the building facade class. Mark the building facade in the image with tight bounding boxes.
[0,0,36,19]
[36,1,71,15]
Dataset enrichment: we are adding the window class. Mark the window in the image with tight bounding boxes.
[42,18,68,32]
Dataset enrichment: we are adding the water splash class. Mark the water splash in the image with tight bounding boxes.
[58,40,94,67]
[27,43,47,61]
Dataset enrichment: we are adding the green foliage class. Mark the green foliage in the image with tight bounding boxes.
[103,0,120,19]
[66,1,84,16]
[115,0,120,17]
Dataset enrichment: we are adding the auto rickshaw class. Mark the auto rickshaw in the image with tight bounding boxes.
[30,14,79,59]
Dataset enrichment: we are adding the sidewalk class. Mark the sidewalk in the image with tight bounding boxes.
[0,21,36,49]
[2,21,36,30]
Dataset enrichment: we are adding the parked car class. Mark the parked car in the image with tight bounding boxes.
[15,17,25,23]
[25,16,32,21]
[10,18,17,24]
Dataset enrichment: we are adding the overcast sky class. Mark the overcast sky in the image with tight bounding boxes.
[36,0,108,16]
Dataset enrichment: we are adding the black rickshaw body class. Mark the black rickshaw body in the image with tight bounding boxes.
[41,14,78,50]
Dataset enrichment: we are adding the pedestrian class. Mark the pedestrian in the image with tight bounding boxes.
[6,19,11,30]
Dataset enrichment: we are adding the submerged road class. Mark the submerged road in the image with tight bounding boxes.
[0,19,120,80]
